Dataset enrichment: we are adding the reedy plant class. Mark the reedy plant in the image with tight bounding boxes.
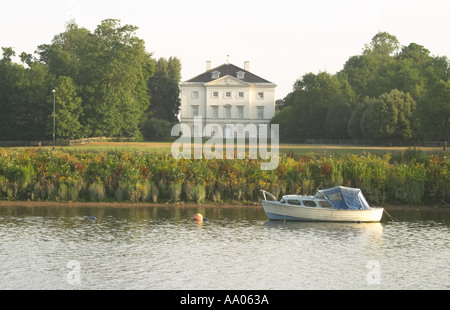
[0,148,448,205]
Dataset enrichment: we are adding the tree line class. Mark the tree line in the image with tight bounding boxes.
[0,19,181,141]
[1,27,448,145]
[272,32,449,146]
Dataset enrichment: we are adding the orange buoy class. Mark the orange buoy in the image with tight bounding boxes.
[193,213,203,222]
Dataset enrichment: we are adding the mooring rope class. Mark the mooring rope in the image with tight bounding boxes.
[383,209,398,222]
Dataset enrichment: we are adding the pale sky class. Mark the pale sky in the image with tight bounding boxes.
[1,0,449,99]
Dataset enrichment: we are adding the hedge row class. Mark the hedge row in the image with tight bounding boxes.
[0,148,448,205]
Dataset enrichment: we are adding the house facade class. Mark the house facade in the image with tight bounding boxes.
[179,61,276,138]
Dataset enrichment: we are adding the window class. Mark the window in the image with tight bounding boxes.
[287,199,301,205]
[257,92,264,99]
[319,201,332,208]
[237,92,244,99]
[258,125,267,138]
[191,91,199,99]
[327,192,342,201]
[193,124,201,137]
[225,91,232,98]
[257,106,264,119]
[211,71,220,79]
[224,125,233,138]
[191,106,199,117]
[212,91,219,98]
[225,106,231,119]
[303,200,317,207]
[236,124,244,136]
[237,106,244,119]
[236,71,245,79]
[212,106,219,118]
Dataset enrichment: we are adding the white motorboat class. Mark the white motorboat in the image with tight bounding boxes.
[261,186,384,222]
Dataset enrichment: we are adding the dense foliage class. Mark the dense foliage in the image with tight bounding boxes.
[273,32,449,145]
[0,149,448,206]
[0,20,181,141]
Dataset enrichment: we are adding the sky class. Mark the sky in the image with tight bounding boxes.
[1,0,449,99]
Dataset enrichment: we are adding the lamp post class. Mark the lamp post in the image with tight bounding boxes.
[52,89,56,151]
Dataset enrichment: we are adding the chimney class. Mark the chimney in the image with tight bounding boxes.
[206,61,211,71]
[244,61,250,71]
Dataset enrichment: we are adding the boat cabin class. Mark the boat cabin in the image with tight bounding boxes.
[279,195,333,208]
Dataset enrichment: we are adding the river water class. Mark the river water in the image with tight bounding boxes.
[0,205,448,290]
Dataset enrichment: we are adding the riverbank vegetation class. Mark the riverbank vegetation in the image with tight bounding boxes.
[0,148,448,206]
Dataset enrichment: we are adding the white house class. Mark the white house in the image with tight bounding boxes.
[179,61,276,138]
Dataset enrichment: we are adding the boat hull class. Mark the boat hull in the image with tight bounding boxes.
[262,201,384,222]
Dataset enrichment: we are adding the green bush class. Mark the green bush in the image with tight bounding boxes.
[140,118,174,140]
[0,148,448,205]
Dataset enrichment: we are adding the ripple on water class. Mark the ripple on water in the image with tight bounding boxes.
[0,207,449,289]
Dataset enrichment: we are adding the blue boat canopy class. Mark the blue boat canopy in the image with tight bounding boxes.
[316,186,371,210]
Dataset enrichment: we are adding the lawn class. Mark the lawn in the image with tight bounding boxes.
[27,141,447,156]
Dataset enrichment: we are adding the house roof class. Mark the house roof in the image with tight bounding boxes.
[183,63,273,84]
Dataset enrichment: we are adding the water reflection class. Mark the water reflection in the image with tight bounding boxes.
[265,220,383,233]
[0,204,448,289]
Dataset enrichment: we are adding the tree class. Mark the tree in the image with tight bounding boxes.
[0,48,53,141]
[15,62,54,140]
[326,95,352,139]
[363,31,400,57]
[421,55,450,95]
[397,43,431,66]
[19,52,33,67]
[343,32,404,100]
[347,97,371,139]
[341,54,383,99]
[36,20,91,80]
[37,19,153,139]
[76,19,152,137]
[1,47,15,62]
[273,71,355,140]
[270,106,296,140]
[146,57,181,123]
[361,89,416,140]
[141,118,174,140]
[417,80,450,149]
[275,99,285,111]
[49,76,83,139]
[291,72,351,138]
[273,31,447,143]
[391,60,425,100]
[0,48,23,140]
[0,20,162,141]
[167,56,181,84]
[37,44,78,79]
